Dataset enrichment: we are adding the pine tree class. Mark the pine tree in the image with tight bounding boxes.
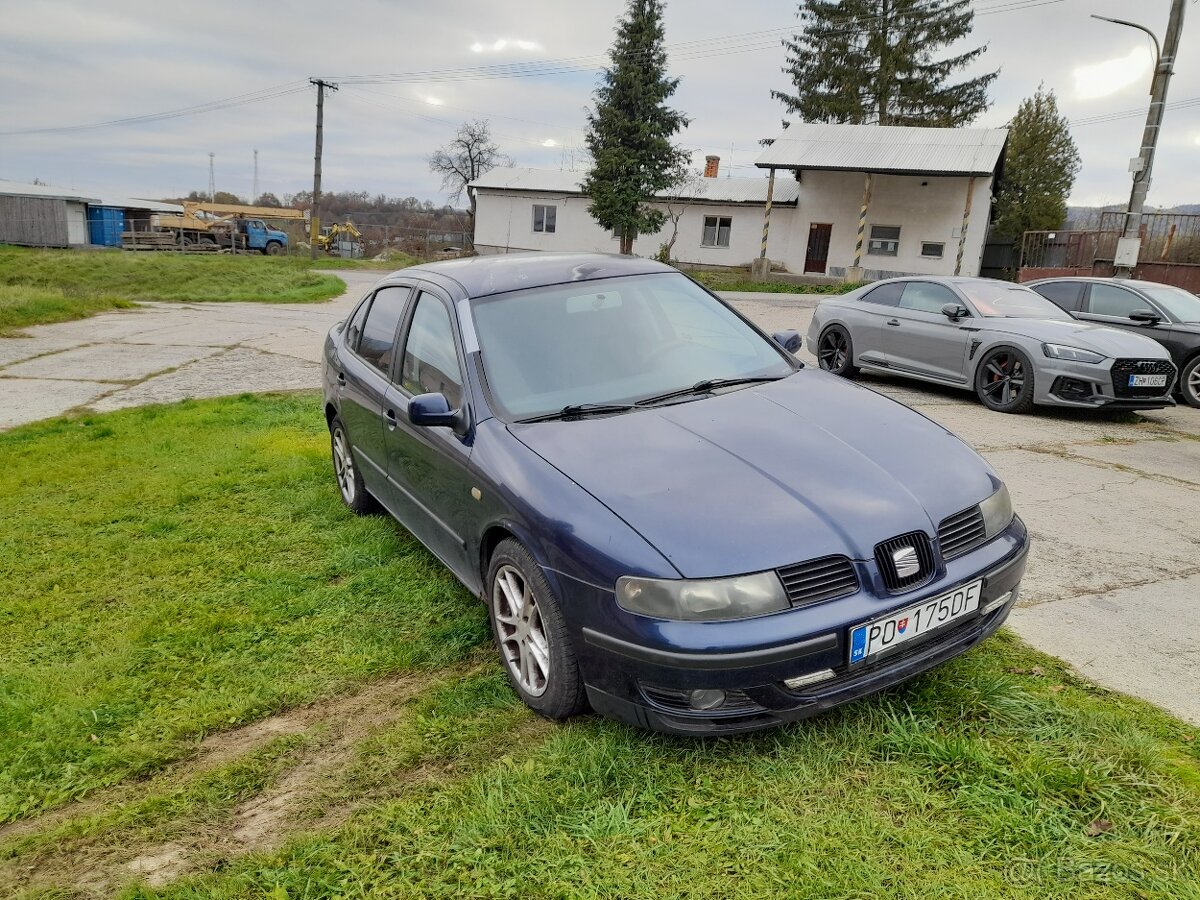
[581,0,690,255]
[992,86,1081,242]
[772,0,997,127]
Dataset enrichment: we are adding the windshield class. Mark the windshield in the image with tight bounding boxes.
[1139,284,1200,323]
[958,282,1072,319]
[470,272,794,420]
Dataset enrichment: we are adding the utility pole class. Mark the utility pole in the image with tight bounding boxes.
[1094,1,1187,277]
[252,148,259,204]
[208,152,216,202]
[309,78,338,260]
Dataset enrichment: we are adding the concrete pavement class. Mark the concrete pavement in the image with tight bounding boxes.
[2,282,1198,723]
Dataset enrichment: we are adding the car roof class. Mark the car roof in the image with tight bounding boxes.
[1026,277,1169,290]
[384,252,677,299]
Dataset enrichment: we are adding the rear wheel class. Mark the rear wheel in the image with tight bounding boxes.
[975,346,1035,414]
[817,325,859,377]
[487,539,587,721]
[329,415,375,514]
[1180,356,1200,409]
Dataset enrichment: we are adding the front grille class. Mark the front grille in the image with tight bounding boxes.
[938,506,987,560]
[874,531,935,593]
[1110,358,1176,398]
[777,555,858,606]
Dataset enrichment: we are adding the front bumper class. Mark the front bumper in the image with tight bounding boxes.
[1036,357,1176,410]
[577,527,1029,735]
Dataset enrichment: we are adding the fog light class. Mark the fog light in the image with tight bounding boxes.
[784,668,836,690]
[981,588,1015,616]
[689,688,727,710]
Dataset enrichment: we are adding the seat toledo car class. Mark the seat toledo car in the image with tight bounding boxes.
[322,254,1029,734]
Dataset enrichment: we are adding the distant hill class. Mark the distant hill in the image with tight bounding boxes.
[1066,204,1200,229]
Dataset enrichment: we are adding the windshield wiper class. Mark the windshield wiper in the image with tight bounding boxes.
[514,402,635,423]
[634,375,786,408]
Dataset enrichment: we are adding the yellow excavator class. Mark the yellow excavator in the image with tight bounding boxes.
[314,221,362,254]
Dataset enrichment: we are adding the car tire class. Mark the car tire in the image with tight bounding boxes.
[817,325,859,377]
[266,241,283,256]
[1180,356,1200,409]
[329,415,376,515]
[487,539,587,721]
[975,346,1035,414]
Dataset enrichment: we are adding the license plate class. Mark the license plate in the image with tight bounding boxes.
[849,580,982,665]
[1128,374,1167,387]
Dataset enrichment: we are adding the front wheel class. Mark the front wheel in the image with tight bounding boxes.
[265,241,283,256]
[817,325,859,377]
[1179,356,1200,409]
[487,539,587,721]
[975,346,1035,414]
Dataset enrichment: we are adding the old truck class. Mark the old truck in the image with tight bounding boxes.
[125,202,305,253]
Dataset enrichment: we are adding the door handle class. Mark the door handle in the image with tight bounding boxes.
[886,319,901,326]
[385,408,398,431]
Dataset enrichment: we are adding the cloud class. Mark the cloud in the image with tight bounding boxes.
[470,38,542,54]
[1073,45,1153,100]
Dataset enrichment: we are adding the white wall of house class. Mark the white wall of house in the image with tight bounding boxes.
[473,188,784,268]
[771,171,992,278]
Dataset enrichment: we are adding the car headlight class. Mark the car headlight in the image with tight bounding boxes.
[616,571,790,621]
[980,484,1014,539]
[1042,343,1105,364]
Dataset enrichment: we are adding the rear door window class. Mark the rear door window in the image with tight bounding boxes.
[357,286,412,374]
[1032,281,1085,312]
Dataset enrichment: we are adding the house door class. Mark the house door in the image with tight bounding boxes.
[804,224,832,273]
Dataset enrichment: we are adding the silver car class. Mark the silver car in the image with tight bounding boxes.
[807,277,1177,414]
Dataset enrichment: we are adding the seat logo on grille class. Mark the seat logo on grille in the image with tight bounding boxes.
[892,545,920,579]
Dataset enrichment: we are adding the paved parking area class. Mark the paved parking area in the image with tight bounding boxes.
[3,281,1198,723]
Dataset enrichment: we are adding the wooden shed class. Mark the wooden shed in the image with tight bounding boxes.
[0,180,98,248]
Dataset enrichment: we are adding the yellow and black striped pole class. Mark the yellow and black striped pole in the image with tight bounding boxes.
[852,173,874,269]
[954,176,978,276]
[759,168,777,259]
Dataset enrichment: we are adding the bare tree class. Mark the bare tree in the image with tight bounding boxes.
[428,120,511,231]
[657,169,706,263]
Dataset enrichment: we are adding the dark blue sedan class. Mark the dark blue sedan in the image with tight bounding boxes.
[322,253,1029,735]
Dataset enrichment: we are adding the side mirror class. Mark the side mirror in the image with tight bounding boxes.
[1129,309,1161,325]
[409,392,459,428]
[941,303,970,320]
[772,329,803,353]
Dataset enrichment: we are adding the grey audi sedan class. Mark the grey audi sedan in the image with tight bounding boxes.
[808,276,1177,413]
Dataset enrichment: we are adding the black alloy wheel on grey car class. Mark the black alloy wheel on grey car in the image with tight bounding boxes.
[975,346,1035,414]
[817,325,859,377]
[487,539,587,721]
[329,416,376,515]
[1180,356,1200,409]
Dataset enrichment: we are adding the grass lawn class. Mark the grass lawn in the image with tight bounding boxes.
[1,395,1198,898]
[0,246,351,334]
[690,269,864,295]
[308,252,420,271]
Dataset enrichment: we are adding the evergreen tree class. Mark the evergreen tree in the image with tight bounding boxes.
[582,0,689,255]
[992,86,1081,242]
[772,0,997,127]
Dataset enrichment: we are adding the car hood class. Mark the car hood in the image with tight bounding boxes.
[984,317,1169,358]
[508,371,998,578]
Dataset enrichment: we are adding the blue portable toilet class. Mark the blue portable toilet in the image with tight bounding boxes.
[87,206,126,246]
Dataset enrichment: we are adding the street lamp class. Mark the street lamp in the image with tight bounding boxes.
[1090,3,1187,277]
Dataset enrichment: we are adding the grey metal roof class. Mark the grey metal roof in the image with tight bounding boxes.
[470,167,799,204]
[99,196,184,213]
[754,124,1007,176]
[0,179,99,203]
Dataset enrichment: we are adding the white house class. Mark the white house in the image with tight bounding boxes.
[470,163,799,266]
[470,123,1007,281]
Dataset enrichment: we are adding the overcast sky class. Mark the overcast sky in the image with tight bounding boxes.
[2,0,1197,208]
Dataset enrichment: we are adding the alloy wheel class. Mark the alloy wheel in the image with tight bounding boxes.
[1186,363,1200,406]
[818,329,849,372]
[492,564,551,697]
[980,351,1025,407]
[331,426,356,505]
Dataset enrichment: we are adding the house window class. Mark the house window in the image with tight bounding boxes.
[920,241,944,258]
[532,204,556,233]
[702,215,732,248]
[868,225,900,256]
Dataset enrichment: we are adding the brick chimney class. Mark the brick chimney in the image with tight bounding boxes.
[704,155,720,178]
